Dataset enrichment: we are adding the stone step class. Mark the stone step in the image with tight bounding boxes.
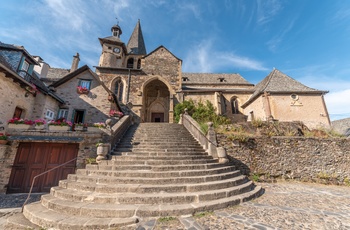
[114,151,208,157]
[85,162,227,171]
[22,203,138,229]
[117,143,201,148]
[98,158,218,166]
[76,165,235,178]
[108,155,214,161]
[116,147,205,152]
[66,170,241,186]
[23,185,262,222]
[52,176,251,203]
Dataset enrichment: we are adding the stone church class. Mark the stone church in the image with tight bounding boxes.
[95,20,331,128]
[0,20,331,195]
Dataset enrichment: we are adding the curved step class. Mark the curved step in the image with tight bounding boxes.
[77,165,235,178]
[51,179,253,204]
[98,158,218,166]
[66,170,242,186]
[22,203,138,229]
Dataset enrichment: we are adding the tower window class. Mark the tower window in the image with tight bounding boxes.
[127,58,134,69]
[114,79,124,102]
[137,59,141,69]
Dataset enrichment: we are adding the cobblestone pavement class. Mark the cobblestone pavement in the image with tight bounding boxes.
[1,182,350,229]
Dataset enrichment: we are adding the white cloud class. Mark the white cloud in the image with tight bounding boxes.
[266,17,296,52]
[183,40,268,72]
[325,89,350,121]
[256,0,283,25]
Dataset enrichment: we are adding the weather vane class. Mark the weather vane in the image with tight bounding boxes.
[116,17,119,25]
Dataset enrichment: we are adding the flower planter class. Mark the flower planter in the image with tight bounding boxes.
[0,140,8,145]
[35,125,45,130]
[88,127,104,132]
[75,126,84,131]
[77,88,89,94]
[8,124,31,130]
[49,126,70,131]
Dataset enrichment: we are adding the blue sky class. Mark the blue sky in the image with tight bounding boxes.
[1,0,350,121]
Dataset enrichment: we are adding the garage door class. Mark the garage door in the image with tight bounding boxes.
[7,142,79,193]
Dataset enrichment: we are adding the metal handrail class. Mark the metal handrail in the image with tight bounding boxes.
[182,113,218,147]
[21,157,78,212]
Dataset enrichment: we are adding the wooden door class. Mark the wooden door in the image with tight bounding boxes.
[7,142,78,193]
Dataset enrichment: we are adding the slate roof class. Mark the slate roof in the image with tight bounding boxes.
[0,42,39,65]
[182,73,253,85]
[46,67,70,79]
[127,20,147,55]
[242,69,328,107]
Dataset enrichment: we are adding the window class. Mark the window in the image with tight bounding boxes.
[57,109,68,120]
[78,80,91,90]
[127,58,134,69]
[73,109,85,124]
[114,79,124,102]
[137,59,141,69]
[290,94,299,100]
[19,60,29,78]
[182,77,189,82]
[218,78,225,82]
[231,97,239,114]
[45,109,55,120]
[13,107,23,119]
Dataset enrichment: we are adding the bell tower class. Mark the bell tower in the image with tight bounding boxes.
[98,21,126,68]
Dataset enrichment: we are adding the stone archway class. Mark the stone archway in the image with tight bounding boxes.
[142,79,170,122]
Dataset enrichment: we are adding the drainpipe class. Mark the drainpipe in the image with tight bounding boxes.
[127,68,131,102]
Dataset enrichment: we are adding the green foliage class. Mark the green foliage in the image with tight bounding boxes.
[85,158,97,164]
[194,211,214,218]
[344,177,350,186]
[228,133,250,143]
[251,173,260,182]
[174,99,196,123]
[158,216,177,222]
[251,118,263,128]
[174,100,231,130]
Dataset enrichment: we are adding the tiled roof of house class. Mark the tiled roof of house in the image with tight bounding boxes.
[127,20,147,55]
[242,69,328,107]
[182,73,253,85]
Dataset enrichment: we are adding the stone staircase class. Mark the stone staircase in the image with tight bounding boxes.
[7,123,262,229]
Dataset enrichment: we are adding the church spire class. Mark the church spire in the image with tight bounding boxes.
[127,19,147,55]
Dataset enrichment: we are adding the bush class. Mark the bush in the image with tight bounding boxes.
[174,100,231,132]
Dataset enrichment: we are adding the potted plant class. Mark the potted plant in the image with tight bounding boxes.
[77,86,89,94]
[48,119,72,131]
[0,133,9,145]
[88,122,106,132]
[8,118,34,130]
[34,118,46,130]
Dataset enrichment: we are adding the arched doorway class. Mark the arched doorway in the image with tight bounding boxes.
[142,79,170,122]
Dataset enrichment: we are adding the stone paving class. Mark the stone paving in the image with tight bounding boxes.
[1,182,350,229]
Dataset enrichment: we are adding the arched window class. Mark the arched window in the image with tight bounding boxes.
[137,59,141,69]
[127,58,134,69]
[231,97,239,114]
[114,79,124,102]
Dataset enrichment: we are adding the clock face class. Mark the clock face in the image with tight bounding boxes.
[113,47,120,53]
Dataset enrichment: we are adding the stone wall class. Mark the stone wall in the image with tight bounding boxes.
[0,73,36,129]
[217,134,350,184]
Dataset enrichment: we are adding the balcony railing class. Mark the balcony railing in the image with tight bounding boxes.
[18,70,35,84]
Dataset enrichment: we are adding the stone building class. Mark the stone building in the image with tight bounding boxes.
[94,20,331,128]
[0,20,331,194]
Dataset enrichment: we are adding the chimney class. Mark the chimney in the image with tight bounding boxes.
[70,53,80,72]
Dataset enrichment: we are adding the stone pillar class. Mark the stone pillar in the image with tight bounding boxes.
[207,122,218,158]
